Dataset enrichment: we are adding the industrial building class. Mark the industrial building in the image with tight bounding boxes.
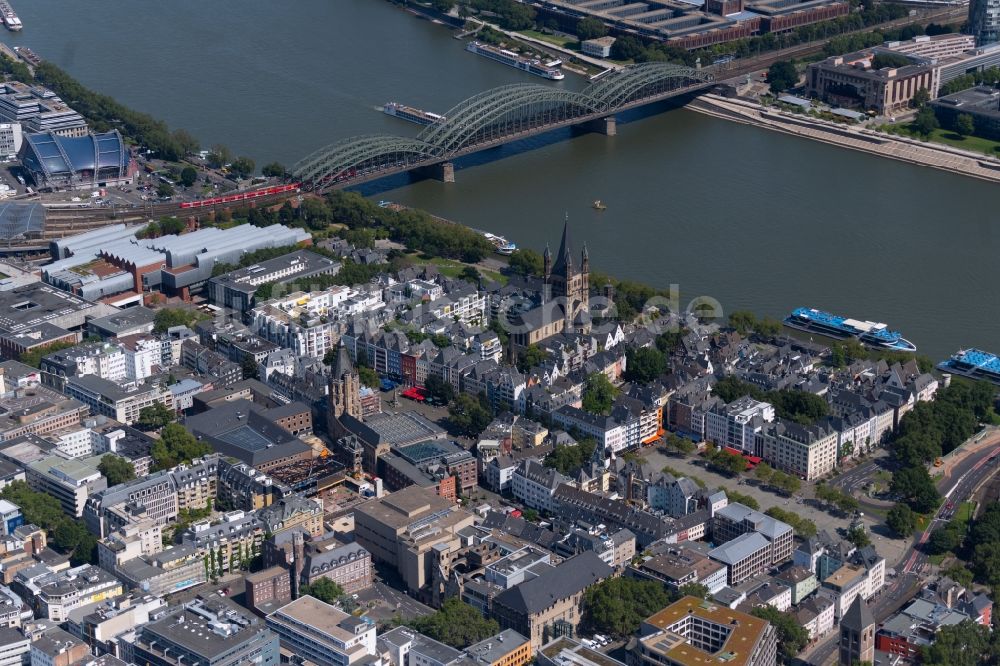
[931,86,1000,141]
[19,130,135,191]
[536,0,847,50]
[207,249,340,313]
[44,223,311,301]
[0,282,116,360]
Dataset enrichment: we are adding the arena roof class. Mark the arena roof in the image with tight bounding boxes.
[0,202,44,240]
[22,130,127,177]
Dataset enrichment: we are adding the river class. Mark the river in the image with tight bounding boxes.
[8,0,999,359]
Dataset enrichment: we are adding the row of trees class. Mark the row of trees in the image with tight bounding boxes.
[764,506,817,538]
[1,481,97,565]
[894,381,996,468]
[814,483,860,514]
[753,462,802,495]
[326,192,495,262]
[31,62,199,161]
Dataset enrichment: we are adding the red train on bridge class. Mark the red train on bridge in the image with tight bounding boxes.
[178,183,300,210]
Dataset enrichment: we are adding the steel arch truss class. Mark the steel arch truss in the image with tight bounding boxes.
[293,62,715,188]
[584,63,714,109]
[417,83,606,156]
[293,134,435,186]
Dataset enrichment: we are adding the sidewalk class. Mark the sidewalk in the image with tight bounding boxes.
[687,95,1000,185]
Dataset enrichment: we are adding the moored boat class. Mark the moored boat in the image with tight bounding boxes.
[784,307,916,351]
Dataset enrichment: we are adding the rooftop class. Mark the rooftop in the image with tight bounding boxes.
[139,596,267,661]
[640,596,771,666]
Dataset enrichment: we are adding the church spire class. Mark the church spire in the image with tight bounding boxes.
[550,218,573,277]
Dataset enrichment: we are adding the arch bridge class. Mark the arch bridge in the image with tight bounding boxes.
[293,62,714,189]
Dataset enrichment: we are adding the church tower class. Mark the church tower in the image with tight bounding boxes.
[330,343,361,428]
[545,219,590,334]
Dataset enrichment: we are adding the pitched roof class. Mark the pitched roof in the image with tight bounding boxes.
[492,551,611,615]
[841,596,874,632]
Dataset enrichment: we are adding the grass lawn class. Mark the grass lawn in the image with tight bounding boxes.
[412,254,507,284]
[926,128,1000,156]
[518,30,578,49]
[954,501,976,526]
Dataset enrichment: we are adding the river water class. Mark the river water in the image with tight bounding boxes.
[9,0,999,359]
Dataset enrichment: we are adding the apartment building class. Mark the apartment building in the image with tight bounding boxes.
[63,375,173,426]
[757,419,838,481]
[705,397,775,454]
[510,460,568,514]
[29,564,124,622]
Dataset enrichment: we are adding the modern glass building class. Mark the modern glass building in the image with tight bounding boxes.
[970,0,1000,45]
[19,129,133,191]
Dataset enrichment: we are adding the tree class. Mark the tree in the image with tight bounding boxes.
[207,144,232,169]
[754,462,773,484]
[410,598,500,649]
[582,578,672,638]
[240,356,259,381]
[927,525,962,555]
[516,345,548,373]
[708,448,748,476]
[723,489,760,510]
[624,347,666,383]
[261,161,287,178]
[179,166,197,187]
[582,372,618,415]
[768,60,798,93]
[677,583,709,599]
[98,454,136,486]
[728,310,757,335]
[424,375,455,404]
[846,526,871,548]
[661,433,695,456]
[886,503,917,537]
[955,113,975,138]
[156,181,175,198]
[151,423,212,471]
[230,156,256,179]
[507,248,543,277]
[750,606,808,662]
[921,620,990,666]
[153,308,206,333]
[300,578,345,604]
[891,465,940,513]
[913,106,939,138]
[576,17,609,41]
[911,86,931,109]
[137,402,176,430]
[545,438,598,476]
[358,365,379,389]
[448,393,492,437]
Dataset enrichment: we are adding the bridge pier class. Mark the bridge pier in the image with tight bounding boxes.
[415,161,455,183]
[579,115,617,136]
